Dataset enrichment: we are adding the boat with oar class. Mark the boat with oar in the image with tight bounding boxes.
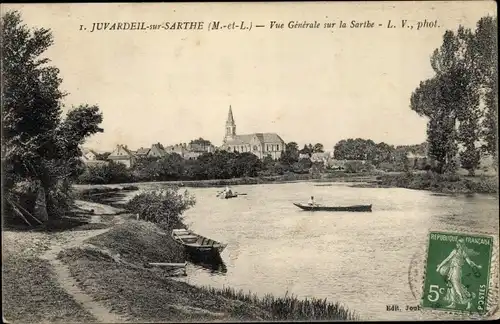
[216,191,247,199]
[293,203,372,212]
[171,229,228,255]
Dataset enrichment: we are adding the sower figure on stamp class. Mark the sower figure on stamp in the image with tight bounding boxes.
[436,238,482,310]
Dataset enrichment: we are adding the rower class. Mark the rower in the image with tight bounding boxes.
[308,196,315,206]
[225,186,233,197]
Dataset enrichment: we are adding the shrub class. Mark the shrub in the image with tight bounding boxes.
[126,188,196,230]
[77,161,132,184]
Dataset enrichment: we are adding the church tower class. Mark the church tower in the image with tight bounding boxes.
[224,105,236,142]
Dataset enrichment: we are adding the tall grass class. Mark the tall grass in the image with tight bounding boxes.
[200,286,359,321]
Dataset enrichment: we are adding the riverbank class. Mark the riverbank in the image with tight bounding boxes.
[73,170,498,197]
[3,200,359,322]
[59,217,358,321]
[360,172,498,194]
[2,206,109,323]
[75,171,378,189]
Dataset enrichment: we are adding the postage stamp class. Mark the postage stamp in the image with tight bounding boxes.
[421,231,494,315]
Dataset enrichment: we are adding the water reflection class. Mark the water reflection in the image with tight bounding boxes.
[187,252,228,275]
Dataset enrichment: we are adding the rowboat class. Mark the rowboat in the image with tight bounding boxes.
[221,194,238,199]
[171,229,227,254]
[293,203,372,212]
[216,192,247,199]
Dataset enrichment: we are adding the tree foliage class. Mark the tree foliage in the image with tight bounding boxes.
[126,188,196,231]
[410,16,497,175]
[2,11,103,224]
[279,142,299,165]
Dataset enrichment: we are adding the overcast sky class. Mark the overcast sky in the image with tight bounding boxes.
[3,1,496,152]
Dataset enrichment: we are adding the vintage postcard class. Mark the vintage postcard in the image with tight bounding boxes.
[1,1,498,322]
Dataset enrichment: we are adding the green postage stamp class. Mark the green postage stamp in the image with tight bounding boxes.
[422,231,494,315]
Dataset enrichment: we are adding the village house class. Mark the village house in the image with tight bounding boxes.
[80,148,108,166]
[108,144,136,168]
[147,143,167,158]
[221,106,286,160]
[164,143,188,157]
[134,147,151,158]
[310,152,334,167]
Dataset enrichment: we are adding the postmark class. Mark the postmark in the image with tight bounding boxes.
[421,231,494,315]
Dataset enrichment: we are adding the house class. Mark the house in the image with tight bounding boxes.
[135,147,151,158]
[108,144,136,168]
[221,106,286,159]
[82,148,98,161]
[148,143,167,158]
[164,143,188,157]
[80,148,108,167]
[309,152,334,167]
[188,142,215,154]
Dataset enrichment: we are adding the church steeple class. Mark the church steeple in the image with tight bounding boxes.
[226,105,235,126]
[224,105,236,141]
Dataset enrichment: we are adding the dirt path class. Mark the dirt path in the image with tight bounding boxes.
[40,200,128,323]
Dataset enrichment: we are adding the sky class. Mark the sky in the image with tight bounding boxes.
[3,1,497,152]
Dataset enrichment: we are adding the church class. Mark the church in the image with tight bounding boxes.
[221,106,286,160]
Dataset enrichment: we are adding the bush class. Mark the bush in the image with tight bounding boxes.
[77,161,132,184]
[126,188,196,230]
[344,161,365,173]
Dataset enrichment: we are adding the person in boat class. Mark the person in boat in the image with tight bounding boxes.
[308,196,316,206]
[223,186,233,198]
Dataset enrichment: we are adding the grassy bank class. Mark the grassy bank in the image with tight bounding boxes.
[373,172,498,194]
[2,230,98,323]
[57,219,359,321]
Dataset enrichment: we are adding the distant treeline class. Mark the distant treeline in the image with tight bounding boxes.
[77,140,432,184]
[77,151,317,184]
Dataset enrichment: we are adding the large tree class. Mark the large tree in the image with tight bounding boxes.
[410,17,497,175]
[2,11,103,223]
[279,142,299,164]
[473,16,498,165]
[312,143,324,153]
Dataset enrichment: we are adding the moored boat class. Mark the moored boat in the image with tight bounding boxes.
[171,229,227,254]
[293,203,372,212]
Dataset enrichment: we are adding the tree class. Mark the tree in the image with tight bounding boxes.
[410,29,469,174]
[373,142,395,166]
[190,137,212,146]
[280,142,299,165]
[189,137,212,151]
[312,143,324,153]
[2,11,103,223]
[410,17,497,175]
[333,138,376,160]
[299,144,312,156]
[473,17,498,165]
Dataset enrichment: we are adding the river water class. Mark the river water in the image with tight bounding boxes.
[121,181,499,320]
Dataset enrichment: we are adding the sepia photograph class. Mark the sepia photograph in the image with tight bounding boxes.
[1,1,498,322]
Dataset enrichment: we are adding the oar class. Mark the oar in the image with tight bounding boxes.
[235,193,247,196]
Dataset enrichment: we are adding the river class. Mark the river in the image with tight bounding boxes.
[120,181,499,320]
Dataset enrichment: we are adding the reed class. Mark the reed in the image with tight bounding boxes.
[199,286,359,321]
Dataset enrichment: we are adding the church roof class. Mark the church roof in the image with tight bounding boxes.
[225,133,285,146]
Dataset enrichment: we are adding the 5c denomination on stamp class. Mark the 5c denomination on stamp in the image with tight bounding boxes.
[421,231,493,315]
